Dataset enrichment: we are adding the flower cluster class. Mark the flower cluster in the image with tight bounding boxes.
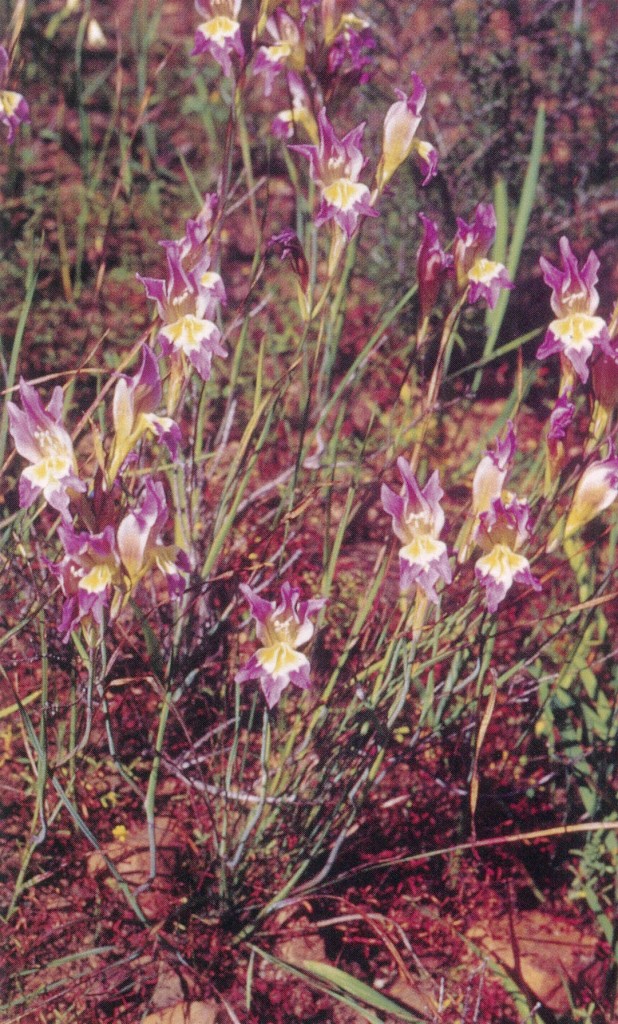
[52,479,189,642]
[415,203,512,320]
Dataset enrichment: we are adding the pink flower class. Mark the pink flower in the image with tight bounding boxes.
[537,237,610,385]
[116,478,189,598]
[540,236,601,319]
[292,108,377,239]
[376,74,436,191]
[416,214,453,321]
[453,203,497,288]
[270,71,317,143]
[53,479,189,641]
[0,46,29,143]
[108,346,181,482]
[327,17,375,85]
[564,448,618,539]
[8,379,85,520]
[466,258,513,309]
[457,422,516,564]
[192,0,244,78]
[137,197,227,384]
[474,497,541,612]
[381,457,451,603]
[253,11,304,96]
[236,582,325,708]
[54,525,120,640]
[471,422,516,523]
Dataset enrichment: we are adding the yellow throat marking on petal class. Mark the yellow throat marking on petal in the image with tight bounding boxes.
[256,642,305,678]
[477,543,528,585]
[80,564,113,594]
[25,453,72,488]
[163,314,209,354]
[400,535,444,567]
[468,258,502,283]
[199,16,238,43]
[322,179,367,212]
[266,42,293,61]
[0,91,21,116]
[551,313,604,349]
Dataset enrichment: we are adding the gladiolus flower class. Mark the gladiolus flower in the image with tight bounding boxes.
[192,0,244,78]
[540,236,602,319]
[54,525,120,640]
[416,214,453,322]
[564,450,618,539]
[116,478,189,598]
[474,497,541,612]
[381,457,451,603]
[236,582,325,708]
[0,47,29,143]
[291,108,377,240]
[376,74,436,191]
[108,346,181,483]
[138,198,227,389]
[537,237,610,385]
[8,379,85,520]
[271,72,317,143]
[471,422,516,521]
[253,11,304,95]
[466,258,513,309]
[453,203,497,290]
[327,15,375,84]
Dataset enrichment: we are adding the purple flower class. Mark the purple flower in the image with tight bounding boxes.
[253,11,304,96]
[474,497,541,612]
[192,0,244,78]
[137,198,227,385]
[564,448,618,539]
[377,74,437,190]
[453,203,497,289]
[236,582,325,708]
[292,108,377,240]
[327,18,375,85]
[466,258,513,309]
[7,379,85,520]
[0,46,29,143]
[109,346,181,482]
[117,478,189,599]
[537,237,610,385]
[540,236,601,319]
[471,421,516,521]
[271,71,317,142]
[381,457,452,603]
[537,314,610,387]
[268,228,309,291]
[54,525,120,640]
[548,391,575,450]
[416,214,453,321]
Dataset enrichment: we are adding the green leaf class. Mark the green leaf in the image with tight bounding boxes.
[302,960,426,1022]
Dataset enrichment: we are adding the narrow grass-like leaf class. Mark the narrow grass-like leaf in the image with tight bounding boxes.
[472,103,546,392]
[301,960,426,1022]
